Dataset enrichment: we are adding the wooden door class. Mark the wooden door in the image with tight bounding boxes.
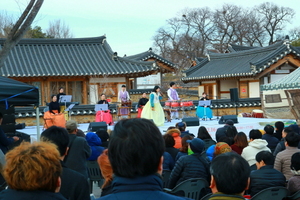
[240,81,249,98]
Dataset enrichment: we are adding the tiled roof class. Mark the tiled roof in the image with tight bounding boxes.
[0,36,159,77]
[182,41,300,82]
[261,67,300,91]
[227,44,258,52]
[126,48,175,67]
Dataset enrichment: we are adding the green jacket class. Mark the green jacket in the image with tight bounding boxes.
[209,192,246,200]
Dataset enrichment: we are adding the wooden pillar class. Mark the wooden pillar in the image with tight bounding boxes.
[83,78,87,104]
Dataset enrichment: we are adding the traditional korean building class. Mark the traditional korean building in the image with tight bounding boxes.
[182,38,300,100]
[0,36,175,105]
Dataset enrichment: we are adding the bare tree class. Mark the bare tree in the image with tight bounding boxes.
[256,2,295,45]
[0,0,44,68]
[46,19,73,38]
[0,11,15,38]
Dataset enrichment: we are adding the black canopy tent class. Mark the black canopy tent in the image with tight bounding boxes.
[0,76,39,107]
[0,76,40,140]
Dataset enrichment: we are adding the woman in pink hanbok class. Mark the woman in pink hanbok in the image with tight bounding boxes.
[95,94,113,125]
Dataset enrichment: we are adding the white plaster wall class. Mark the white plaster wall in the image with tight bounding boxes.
[220,80,237,99]
[249,82,260,98]
[89,85,98,104]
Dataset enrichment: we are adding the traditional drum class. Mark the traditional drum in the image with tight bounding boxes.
[252,109,264,118]
[170,101,180,108]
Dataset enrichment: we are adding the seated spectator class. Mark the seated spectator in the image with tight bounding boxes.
[97,149,113,197]
[175,122,189,137]
[41,126,90,200]
[163,134,179,161]
[76,129,86,138]
[98,118,190,200]
[273,126,294,156]
[197,126,216,150]
[275,131,300,180]
[274,121,284,141]
[209,152,250,199]
[96,130,110,148]
[241,129,270,167]
[287,152,300,198]
[0,142,66,199]
[215,120,235,142]
[86,132,105,161]
[231,132,248,155]
[214,142,231,158]
[206,145,216,162]
[249,151,286,197]
[166,128,182,149]
[175,134,194,161]
[262,125,279,152]
[224,125,238,146]
[168,138,210,190]
[163,151,175,171]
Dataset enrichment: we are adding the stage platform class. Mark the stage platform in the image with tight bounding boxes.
[19,116,296,142]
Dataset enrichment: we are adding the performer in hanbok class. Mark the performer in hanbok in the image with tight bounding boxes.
[44,95,66,128]
[196,92,213,120]
[118,85,130,115]
[141,86,165,126]
[96,94,113,125]
[137,92,148,118]
[167,82,180,119]
[56,87,68,120]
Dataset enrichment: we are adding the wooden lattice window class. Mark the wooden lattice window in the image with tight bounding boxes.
[265,94,282,103]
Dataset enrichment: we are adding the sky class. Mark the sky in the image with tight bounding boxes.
[1,0,300,56]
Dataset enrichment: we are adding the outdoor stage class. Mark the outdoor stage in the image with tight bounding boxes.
[19,116,296,142]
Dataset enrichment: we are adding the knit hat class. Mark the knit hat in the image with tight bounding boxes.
[66,120,78,132]
[215,142,231,156]
[177,122,185,128]
[187,138,205,153]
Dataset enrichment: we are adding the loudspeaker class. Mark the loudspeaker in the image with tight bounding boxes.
[87,122,107,132]
[230,88,239,102]
[182,117,200,126]
[218,115,238,124]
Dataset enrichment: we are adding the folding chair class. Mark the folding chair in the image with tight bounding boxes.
[251,187,288,200]
[288,190,300,200]
[200,193,212,200]
[87,160,104,194]
[164,178,209,200]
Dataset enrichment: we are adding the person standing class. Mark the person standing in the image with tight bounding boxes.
[167,82,180,119]
[118,85,130,115]
[141,86,165,126]
[196,92,213,120]
[137,92,148,118]
[56,87,66,104]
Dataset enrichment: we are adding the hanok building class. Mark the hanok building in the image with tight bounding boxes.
[182,39,300,100]
[0,36,175,105]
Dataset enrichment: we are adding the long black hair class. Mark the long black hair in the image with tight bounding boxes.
[152,85,160,93]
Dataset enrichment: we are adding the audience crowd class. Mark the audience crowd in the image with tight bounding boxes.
[0,112,299,200]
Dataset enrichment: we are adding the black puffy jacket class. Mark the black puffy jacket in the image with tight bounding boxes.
[249,165,286,197]
[167,153,210,189]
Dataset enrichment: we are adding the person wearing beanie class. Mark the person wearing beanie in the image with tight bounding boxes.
[175,122,190,138]
[168,138,211,191]
[214,142,232,158]
[287,152,300,197]
[166,128,182,149]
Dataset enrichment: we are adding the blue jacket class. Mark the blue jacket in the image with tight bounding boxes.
[262,134,279,152]
[249,165,286,197]
[175,151,187,162]
[163,152,175,170]
[0,189,66,200]
[86,132,104,161]
[98,174,191,200]
[168,153,211,189]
